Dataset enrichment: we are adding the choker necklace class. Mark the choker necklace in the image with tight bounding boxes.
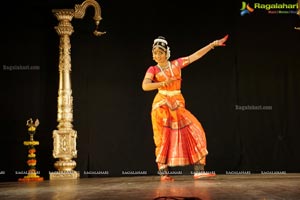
[158,62,169,70]
[157,61,174,78]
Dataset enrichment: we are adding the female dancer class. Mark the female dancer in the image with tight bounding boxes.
[142,34,228,181]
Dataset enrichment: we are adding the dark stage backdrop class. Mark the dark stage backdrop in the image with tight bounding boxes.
[1,0,300,181]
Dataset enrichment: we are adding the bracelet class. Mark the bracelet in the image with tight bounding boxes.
[211,40,219,49]
[161,81,166,87]
[214,40,219,47]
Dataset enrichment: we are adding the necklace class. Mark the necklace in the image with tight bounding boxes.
[158,62,169,70]
[157,61,174,79]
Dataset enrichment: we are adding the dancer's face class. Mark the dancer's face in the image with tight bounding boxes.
[152,47,167,64]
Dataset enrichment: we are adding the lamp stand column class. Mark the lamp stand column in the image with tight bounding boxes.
[50,9,79,180]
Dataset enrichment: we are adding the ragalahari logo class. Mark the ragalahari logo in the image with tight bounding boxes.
[240,1,298,15]
[240,1,255,16]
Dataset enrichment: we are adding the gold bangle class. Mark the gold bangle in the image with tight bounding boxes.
[211,40,219,49]
[214,40,219,47]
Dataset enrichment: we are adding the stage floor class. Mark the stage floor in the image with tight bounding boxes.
[0,173,299,200]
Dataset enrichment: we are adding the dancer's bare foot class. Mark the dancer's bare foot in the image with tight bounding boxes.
[193,172,216,179]
[160,175,174,182]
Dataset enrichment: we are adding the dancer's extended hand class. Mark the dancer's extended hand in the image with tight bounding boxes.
[217,34,229,46]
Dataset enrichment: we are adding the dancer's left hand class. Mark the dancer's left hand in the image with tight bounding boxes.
[217,34,229,46]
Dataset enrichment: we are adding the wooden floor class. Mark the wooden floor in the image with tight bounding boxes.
[0,173,299,200]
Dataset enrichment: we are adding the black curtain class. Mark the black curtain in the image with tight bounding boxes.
[1,0,300,181]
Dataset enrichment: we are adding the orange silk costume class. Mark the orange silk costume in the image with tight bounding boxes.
[145,57,208,170]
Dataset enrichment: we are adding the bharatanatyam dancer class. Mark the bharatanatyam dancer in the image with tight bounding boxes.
[142,35,229,181]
